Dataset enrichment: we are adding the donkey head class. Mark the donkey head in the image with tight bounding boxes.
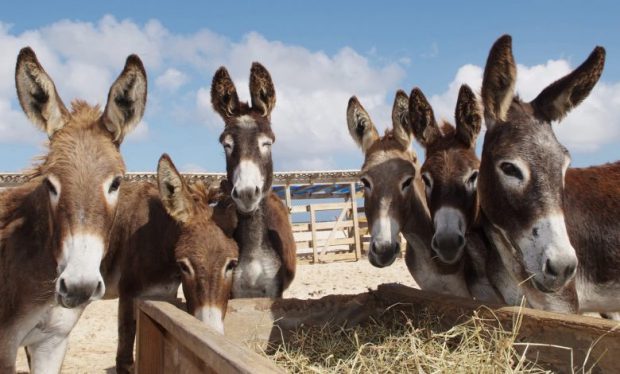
[411,85,482,264]
[157,154,239,334]
[479,35,605,292]
[347,91,422,267]
[211,63,276,214]
[15,47,146,308]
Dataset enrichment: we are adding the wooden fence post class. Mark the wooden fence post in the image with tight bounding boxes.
[350,183,361,260]
[309,205,318,263]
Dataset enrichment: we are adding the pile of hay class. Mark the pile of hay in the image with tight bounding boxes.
[261,306,560,373]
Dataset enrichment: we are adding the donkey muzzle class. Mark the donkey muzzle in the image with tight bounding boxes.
[56,276,105,308]
[369,240,400,268]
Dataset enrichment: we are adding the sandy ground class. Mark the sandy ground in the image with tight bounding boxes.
[16,258,416,373]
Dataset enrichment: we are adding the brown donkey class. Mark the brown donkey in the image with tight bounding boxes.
[479,35,620,313]
[104,154,239,373]
[210,63,296,298]
[409,85,502,303]
[0,48,146,373]
[347,91,470,297]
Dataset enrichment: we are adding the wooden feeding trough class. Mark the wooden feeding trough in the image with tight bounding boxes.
[135,284,620,373]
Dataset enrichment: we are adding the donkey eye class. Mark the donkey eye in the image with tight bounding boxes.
[401,177,413,191]
[262,141,272,147]
[422,173,432,189]
[226,258,238,271]
[467,170,479,185]
[360,177,371,190]
[108,176,122,193]
[177,260,192,276]
[44,178,58,196]
[500,162,523,180]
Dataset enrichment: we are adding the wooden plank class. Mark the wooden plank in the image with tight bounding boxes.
[350,183,361,260]
[284,185,292,225]
[136,309,165,374]
[292,221,354,232]
[320,203,351,259]
[137,300,283,374]
[376,284,620,373]
[309,205,318,263]
[310,202,350,211]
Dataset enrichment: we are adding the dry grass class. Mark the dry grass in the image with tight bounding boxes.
[260,305,566,374]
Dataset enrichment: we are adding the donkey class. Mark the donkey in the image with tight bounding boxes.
[478,34,620,313]
[346,91,470,297]
[210,63,296,298]
[104,154,239,373]
[0,47,146,373]
[408,84,503,303]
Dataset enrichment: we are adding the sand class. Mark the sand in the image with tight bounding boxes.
[15,258,416,373]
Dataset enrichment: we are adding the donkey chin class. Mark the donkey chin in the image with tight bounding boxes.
[516,217,578,293]
[55,233,106,308]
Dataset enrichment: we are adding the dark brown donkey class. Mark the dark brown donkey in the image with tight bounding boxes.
[409,84,502,303]
[478,35,620,313]
[104,154,239,373]
[0,48,146,373]
[210,63,296,298]
[347,91,470,297]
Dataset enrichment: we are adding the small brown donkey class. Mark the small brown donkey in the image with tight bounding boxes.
[478,35,620,313]
[408,84,502,303]
[0,48,146,373]
[104,154,239,373]
[210,63,296,298]
[347,91,470,297]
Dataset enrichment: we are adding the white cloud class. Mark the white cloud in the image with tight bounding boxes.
[429,59,620,154]
[155,68,188,92]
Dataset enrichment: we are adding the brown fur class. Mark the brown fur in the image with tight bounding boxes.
[348,92,470,297]
[104,155,239,373]
[211,63,296,298]
[0,47,146,373]
[479,34,615,314]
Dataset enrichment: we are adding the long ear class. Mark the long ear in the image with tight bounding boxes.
[211,66,240,119]
[249,62,276,117]
[157,154,194,223]
[346,96,379,153]
[481,34,516,129]
[391,90,412,149]
[408,87,440,147]
[530,46,605,123]
[455,84,482,148]
[15,47,70,138]
[102,54,147,144]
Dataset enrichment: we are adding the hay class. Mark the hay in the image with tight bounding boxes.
[259,304,572,374]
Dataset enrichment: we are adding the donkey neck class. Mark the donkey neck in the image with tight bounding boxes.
[235,198,268,255]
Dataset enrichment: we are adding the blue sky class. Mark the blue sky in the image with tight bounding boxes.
[0,1,618,172]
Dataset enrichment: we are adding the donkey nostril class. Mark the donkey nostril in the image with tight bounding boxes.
[457,235,465,248]
[545,258,559,277]
[59,278,68,295]
[564,262,577,279]
[232,188,238,199]
[95,281,104,296]
[254,186,260,196]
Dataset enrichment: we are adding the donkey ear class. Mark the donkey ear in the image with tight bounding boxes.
[249,62,276,117]
[346,96,379,153]
[408,87,440,147]
[481,34,516,129]
[455,84,482,148]
[157,154,194,223]
[211,66,240,119]
[530,46,605,123]
[391,90,412,149]
[15,47,70,138]
[102,54,147,145]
